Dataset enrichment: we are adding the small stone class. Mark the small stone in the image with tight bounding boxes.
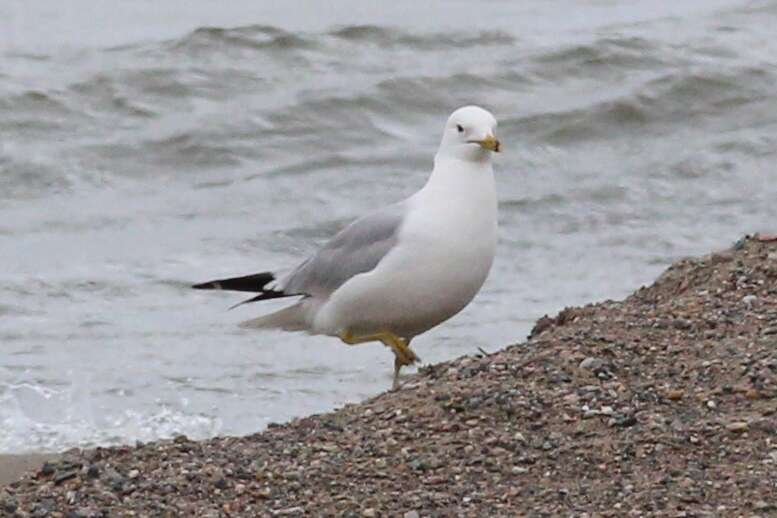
[614,414,638,428]
[54,470,78,485]
[706,400,716,409]
[742,294,757,306]
[666,389,684,401]
[673,318,692,330]
[39,462,56,477]
[2,498,18,513]
[404,512,420,518]
[86,465,100,479]
[235,483,246,494]
[579,357,603,370]
[128,469,139,479]
[362,508,377,517]
[727,421,749,433]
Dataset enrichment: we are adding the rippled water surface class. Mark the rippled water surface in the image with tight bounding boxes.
[2,0,776,452]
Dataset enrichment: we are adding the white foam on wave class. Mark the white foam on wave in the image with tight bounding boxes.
[0,382,222,454]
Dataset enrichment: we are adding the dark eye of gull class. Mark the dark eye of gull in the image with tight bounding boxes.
[456,124,464,133]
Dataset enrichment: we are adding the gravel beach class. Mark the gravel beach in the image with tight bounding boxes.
[2,235,776,517]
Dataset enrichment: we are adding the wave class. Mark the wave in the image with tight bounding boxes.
[0,382,221,453]
[0,157,70,200]
[170,25,313,54]
[0,90,70,115]
[0,90,79,136]
[68,74,159,118]
[638,67,772,117]
[329,24,514,49]
[79,134,244,175]
[153,23,517,59]
[529,36,667,79]
[505,65,774,144]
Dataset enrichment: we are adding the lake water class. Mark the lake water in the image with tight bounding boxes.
[1,0,776,453]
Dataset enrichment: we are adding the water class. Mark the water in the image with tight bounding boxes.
[1,0,776,453]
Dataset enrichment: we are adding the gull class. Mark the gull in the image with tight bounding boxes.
[193,105,501,389]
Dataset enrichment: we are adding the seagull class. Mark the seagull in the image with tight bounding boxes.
[193,105,500,389]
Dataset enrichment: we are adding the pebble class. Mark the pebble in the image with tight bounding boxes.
[666,389,684,401]
[274,506,304,516]
[578,357,603,370]
[85,465,99,479]
[403,512,420,518]
[2,498,18,513]
[727,421,749,433]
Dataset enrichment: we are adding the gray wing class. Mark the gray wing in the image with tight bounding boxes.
[280,203,406,298]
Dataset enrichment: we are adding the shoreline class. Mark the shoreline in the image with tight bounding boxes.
[0,454,57,488]
[2,234,775,515]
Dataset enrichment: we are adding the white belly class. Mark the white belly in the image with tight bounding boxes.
[312,173,498,339]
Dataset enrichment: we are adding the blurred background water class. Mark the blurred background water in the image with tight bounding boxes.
[1,0,776,453]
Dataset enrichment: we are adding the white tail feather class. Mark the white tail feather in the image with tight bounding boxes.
[239,303,308,332]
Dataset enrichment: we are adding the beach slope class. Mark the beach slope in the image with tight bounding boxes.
[2,235,775,516]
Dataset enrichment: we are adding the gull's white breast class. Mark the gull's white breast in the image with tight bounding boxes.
[313,159,498,338]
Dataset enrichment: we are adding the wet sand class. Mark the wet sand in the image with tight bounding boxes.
[0,454,56,487]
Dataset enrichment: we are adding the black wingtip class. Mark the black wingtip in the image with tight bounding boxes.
[226,290,290,310]
[191,272,275,293]
[192,281,221,290]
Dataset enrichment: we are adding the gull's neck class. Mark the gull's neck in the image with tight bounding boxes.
[422,150,494,196]
[434,143,492,164]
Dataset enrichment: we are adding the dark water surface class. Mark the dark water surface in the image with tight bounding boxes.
[2,0,776,452]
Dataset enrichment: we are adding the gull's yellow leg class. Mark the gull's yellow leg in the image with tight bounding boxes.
[339,330,386,346]
[383,335,419,390]
[339,330,420,389]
